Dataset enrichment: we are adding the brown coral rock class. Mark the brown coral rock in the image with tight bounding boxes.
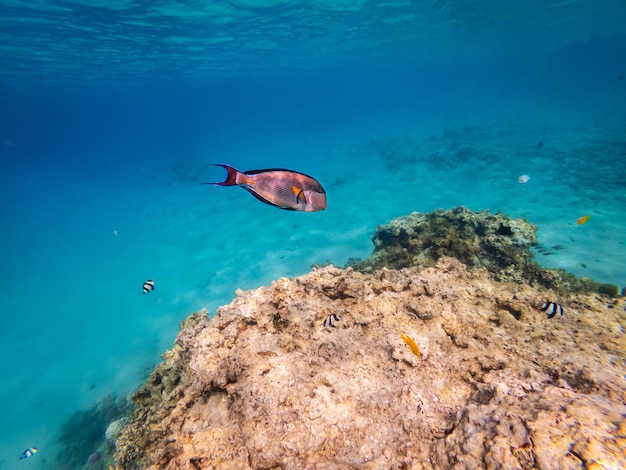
[115,258,626,469]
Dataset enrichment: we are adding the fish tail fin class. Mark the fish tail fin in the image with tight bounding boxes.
[203,164,241,186]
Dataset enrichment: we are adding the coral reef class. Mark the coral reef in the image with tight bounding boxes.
[55,394,132,470]
[106,417,130,445]
[366,126,520,173]
[598,283,619,298]
[346,206,600,295]
[114,258,625,469]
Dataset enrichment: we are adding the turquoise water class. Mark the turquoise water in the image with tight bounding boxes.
[1,1,625,467]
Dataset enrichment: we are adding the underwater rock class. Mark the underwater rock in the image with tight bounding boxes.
[598,283,619,298]
[54,393,132,470]
[86,450,103,465]
[347,206,599,294]
[114,258,625,469]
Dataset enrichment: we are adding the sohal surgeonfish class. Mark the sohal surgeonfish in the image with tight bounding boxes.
[204,164,327,212]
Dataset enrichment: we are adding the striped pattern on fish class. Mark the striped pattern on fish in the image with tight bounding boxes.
[538,301,563,319]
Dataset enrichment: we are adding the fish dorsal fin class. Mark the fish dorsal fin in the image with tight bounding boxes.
[243,168,316,179]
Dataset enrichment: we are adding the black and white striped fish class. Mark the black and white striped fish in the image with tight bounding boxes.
[143,280,155,294]
[322,314,339,328]
[538,301,563,319]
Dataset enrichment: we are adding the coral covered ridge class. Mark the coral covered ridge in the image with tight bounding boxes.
[114,241,625,468]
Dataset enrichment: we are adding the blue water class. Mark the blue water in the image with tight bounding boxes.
[1,1,626,467]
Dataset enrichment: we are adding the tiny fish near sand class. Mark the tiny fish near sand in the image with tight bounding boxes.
[537,301,563,319]
[20,447,37,459]
[143,280,155,294]
[204,164,327,212]
[577,215,590,225]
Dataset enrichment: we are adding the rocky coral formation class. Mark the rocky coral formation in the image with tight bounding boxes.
[347,206,600,294]
[54,393,132,469]
[114,258,625,469]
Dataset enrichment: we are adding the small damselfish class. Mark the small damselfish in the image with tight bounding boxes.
[322,314,339,328]
[538,301,563,319]
[143,280,155,294]
[20,447,38,459]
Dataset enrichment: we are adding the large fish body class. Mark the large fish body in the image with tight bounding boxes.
[205,164,327,212]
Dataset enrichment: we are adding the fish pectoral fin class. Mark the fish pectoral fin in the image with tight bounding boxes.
[292,186,306,204]
[245,187,288,209]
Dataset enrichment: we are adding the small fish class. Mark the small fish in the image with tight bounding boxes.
[400,333,421,358]
[322,313,339,328]
[577,215,590,225]
[142,279,155,294]
[517,174,530,184]
[537,301,563,319]
[20,447,38,459]
[204,164,327,212]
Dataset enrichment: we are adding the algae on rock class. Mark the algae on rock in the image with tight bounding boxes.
[347,206,599,294]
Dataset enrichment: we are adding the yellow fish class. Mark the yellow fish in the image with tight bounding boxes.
[400,334,421,358]
[576,215,590,225]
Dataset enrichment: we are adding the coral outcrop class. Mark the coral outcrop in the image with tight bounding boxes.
[347,206,599,294]
[114,257,625,469]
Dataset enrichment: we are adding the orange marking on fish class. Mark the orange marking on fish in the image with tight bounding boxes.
[292,186,305,203]
[577,215,590,225]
